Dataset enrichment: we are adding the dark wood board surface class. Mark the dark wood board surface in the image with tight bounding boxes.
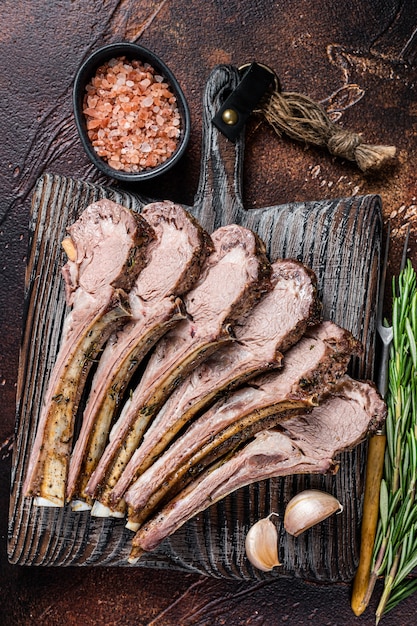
[9,65,381,582]
[2,2,417,624]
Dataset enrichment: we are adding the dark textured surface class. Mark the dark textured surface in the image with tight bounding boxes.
[1,1,417,624]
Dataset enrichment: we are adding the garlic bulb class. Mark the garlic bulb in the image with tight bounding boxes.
[284,489,343,537]
[245,513,281,572]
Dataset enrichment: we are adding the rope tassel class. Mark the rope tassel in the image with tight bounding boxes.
[258,89,396,172]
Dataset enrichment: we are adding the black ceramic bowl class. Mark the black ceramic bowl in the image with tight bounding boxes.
[73,42,191,182]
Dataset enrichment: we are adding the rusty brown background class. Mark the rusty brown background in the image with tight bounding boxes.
[1,1,417,624]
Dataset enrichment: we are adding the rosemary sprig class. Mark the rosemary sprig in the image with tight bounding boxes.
[369,260,417,623]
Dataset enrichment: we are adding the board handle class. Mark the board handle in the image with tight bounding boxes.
[192,65,245,232]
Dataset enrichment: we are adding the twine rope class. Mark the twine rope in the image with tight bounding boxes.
[257,89,396,172]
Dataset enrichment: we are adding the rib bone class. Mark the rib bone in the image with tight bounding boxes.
[24,199,154,505]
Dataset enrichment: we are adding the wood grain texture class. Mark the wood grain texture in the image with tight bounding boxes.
[8,65,381,582]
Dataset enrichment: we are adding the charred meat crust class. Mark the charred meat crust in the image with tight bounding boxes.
[70,199,155,294]
[140,200,214,295]
[24,294,131,501]
[141,376,386,514]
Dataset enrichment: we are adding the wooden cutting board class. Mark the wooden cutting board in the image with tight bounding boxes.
[8,65,381,582]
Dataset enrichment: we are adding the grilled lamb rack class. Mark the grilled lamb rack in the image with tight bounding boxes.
[123,320,360,527]
[86,223,272,512]
[128,377,386,561]
[110,259,321,505]
[66,201,212,507]
[24,199,154,506]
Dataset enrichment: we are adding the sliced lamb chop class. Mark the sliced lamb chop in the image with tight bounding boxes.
[110,259,321,504]
[86,224,272,511]
[24,199,154,506]
[128,377,386,561]
[124,321,361,526]
[66,201,212,507]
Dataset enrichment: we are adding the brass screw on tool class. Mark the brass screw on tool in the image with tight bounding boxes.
[222,108,239,125]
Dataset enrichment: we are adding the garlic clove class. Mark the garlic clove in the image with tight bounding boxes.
[245,513,281,572]
[283,489,343,537]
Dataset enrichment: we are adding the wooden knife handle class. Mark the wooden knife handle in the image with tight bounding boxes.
[351,432,386,616]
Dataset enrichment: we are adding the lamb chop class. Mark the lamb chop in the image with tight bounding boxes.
[86,224,272,513]
[124,320,360,527]
[128,377,386,561]
[24,199,154,506]
[66,201,212,507]
[110,259,321,505]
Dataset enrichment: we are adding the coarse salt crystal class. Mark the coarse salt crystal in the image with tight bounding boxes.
[142,96,153,107]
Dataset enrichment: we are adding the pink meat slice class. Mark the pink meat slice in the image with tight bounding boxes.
[129,377,386,560]
[124,320,360,524]
[110,259,321,504]
[24,199,154,506]
[66,201,212,505]
[86,224,272,508]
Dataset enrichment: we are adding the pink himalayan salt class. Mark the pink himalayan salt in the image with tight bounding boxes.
[83,57,181,173]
